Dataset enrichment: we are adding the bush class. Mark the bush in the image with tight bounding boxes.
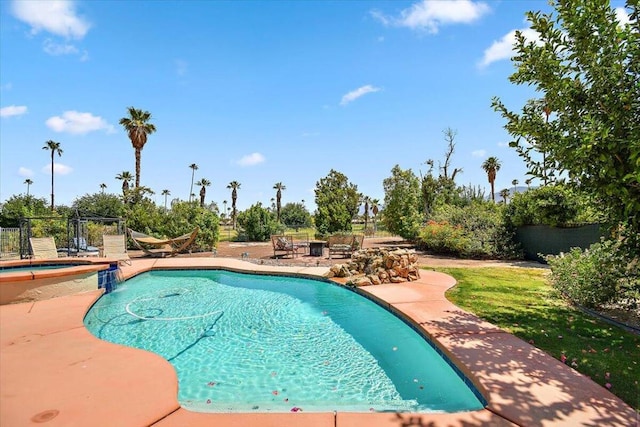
[237,203,280,242]
[426,201,521,259]
[505,185,604,228]
[418,220,471,256]
[547,239,640,310]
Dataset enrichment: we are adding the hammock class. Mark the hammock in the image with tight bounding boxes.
[128,227,199,257]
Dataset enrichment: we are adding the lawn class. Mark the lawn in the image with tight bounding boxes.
[438,267,639,411]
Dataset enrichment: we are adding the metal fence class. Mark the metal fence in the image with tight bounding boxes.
[0,227,20,259]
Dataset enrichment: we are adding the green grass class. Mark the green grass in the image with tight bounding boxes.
[438,267,639,411]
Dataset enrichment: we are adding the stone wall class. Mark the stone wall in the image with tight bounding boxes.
[327,247,421,286]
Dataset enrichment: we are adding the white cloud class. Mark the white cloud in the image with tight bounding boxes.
[43,38,78,55]
[497,141,510,148]
[45,111,114,134]
[1,105,27,117]
[479,27,540,68]
[615,7,630,26]
[372,0,490,33]
[12,0,90,39]
[472,149,486,158]
[237,152,265,166]
[340,85,381,106]
[18,167,33,177]
[42,163,73,175]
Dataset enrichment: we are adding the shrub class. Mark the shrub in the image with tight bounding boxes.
[547,239,640,310]
[418,220,471,256]
[427,201,521,259]
[505,185,604,228]
[237,203,280,242]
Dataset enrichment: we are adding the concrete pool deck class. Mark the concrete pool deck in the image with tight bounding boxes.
[0,257,637,426]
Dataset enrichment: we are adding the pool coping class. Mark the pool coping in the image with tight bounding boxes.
[0,257,637,426]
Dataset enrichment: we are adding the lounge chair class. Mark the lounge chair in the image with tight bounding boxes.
[128,227,199,257]
[29,237,61,259]
[102,234,132,265]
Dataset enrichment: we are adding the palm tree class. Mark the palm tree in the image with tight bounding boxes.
[42,140,63,211]
[24,178,33,196]
[161,189,171,211]
[223,200,228,223]
[512,179,519,195]
[119,107,156,188]
[273,182,286,222]
[362,195,371,231]
[100,183,107,193]
[371,198,380,233]
[196,178,211,207]
[481,157,501,202]
[188,163,199,202]
[499,188,509,204]
[227,181,241,229]
[115,171,133,198]
[525,178,533,189]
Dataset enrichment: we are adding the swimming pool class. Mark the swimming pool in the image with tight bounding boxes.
[84,270,485,413]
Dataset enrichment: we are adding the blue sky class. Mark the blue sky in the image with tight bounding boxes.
[0,0,631,212]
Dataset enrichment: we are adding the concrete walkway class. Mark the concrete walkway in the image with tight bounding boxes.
[1,257,636,426]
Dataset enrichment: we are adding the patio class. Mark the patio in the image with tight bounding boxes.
[0,257,636,426]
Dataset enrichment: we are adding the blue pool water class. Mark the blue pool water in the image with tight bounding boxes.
[0,264,78,274]
[84,270,485,413]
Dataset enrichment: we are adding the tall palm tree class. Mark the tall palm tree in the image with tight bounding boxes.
[115,171,133,197]
[24,178,33,196]
[42,140,63,211]
[100,183,107,193]
[188,163,199,202]
[512,179,519,195]
[499,188,509,204]
[362,195,371,231]
[227,181,241,229]
[481,156,501,202]
[223,200,228,223]
[273,182,286,222]
[371,198,380,233]
[196,178,211,207]
[161,189,171,211]
[119,106,156,188]
[525,178,533,189]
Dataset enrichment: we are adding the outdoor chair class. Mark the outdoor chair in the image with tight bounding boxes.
[102,234,131,265]
[29,237,62,259]
[327,233,364,259]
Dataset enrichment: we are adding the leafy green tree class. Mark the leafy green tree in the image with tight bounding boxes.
[0,194,49,227]
[280,202,312,231]
[72,193,125,219]
[491,0,639,236]
[313,169,360,236]
[119,107,156,188]
[236,203,280,241]
[273,182,286,223]
[481,157,501,202]
[42,140,63,211]
[163,200,219,251]
[382,165,422,240]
